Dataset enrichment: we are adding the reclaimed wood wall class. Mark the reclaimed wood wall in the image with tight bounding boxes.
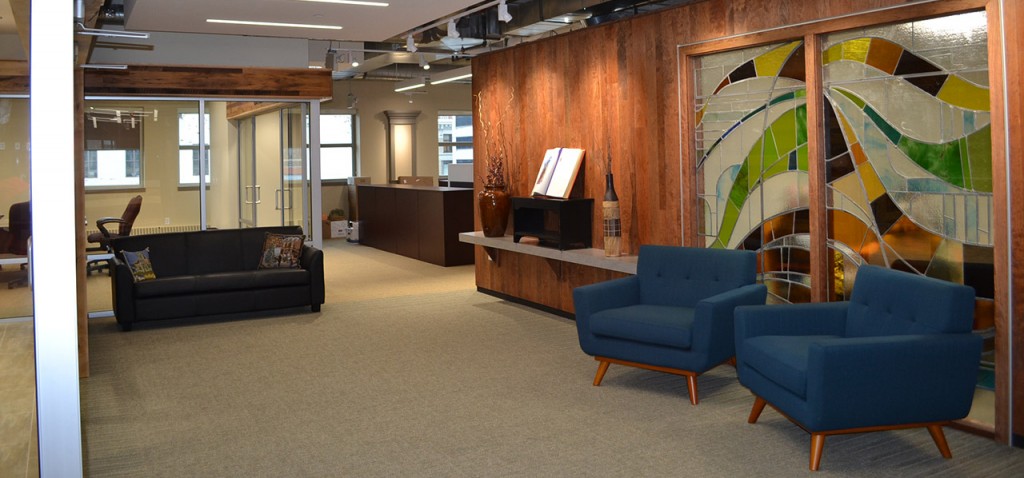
[472,0,1021,443]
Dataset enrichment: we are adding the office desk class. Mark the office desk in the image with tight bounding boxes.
[357,184,475,266]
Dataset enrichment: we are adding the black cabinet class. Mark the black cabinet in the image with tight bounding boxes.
[512,197,593,250]
[357,184,475,266]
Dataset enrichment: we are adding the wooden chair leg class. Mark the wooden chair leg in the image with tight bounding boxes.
[810,433,826,471]
[927,425,953,459]
[686,375,699,405]
[593,360,610,386]
[747,396,767,424]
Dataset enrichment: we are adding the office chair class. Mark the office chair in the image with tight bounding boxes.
[4,201,30,289]
[86,195,143,276]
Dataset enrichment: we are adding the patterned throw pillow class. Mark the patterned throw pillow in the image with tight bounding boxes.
[258,233,304,269]
[121,248,156,282]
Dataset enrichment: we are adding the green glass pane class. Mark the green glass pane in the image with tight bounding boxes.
[864,106,902,144]
[966,125,993,193]
[794,104,808,146]
[772,109,798,155]
[897,137,966,188]
[797,144,809,171]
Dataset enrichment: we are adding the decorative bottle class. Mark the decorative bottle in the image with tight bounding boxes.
[603,156,621,257]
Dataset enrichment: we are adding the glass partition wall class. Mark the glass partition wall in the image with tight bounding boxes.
[84,98,321,314]
[0,97,32,320]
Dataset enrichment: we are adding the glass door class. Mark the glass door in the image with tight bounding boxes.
[280,105,310,236]
[238,116,257,228]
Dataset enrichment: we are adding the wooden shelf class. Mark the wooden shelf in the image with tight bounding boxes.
[459,232,637,275]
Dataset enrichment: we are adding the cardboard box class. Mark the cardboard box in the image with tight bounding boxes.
[330,221,348,239]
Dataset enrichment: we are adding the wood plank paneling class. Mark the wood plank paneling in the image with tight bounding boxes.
[0,60,28,94]
[83,66,332,99]
[473,0,1021,444]
[992,0,1024,446]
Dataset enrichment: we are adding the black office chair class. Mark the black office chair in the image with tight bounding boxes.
[86,195,143,276]
[4,201,30,289]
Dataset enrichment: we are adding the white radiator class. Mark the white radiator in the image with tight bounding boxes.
[86,224,201,237]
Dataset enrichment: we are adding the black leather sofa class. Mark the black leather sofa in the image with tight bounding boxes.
[108,226,325,331]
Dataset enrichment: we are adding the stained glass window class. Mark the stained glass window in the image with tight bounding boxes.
[821,11,993,420]
[694,41,811,303]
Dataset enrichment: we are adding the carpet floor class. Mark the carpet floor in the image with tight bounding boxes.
[81,242,1024,477]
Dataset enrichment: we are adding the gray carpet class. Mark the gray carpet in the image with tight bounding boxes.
[81,245,1024,477]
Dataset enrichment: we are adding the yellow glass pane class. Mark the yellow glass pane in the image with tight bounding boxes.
[842,38,871,63]
[937,75,991,111]
[858,161,886,202]
[823,43,843,65]
[754,40,802,77]
[832,174,871,215]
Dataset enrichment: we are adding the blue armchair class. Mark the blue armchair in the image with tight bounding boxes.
[735,265,982,471]
[572,245,766,405]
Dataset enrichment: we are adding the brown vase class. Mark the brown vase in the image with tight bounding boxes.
[478,184,511,237]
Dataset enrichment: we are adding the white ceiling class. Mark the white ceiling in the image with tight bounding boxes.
[0,0,16,35]
[123,0,484,42]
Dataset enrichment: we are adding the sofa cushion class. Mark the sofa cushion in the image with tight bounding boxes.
[590,305,695,349]
[186,229,245,274]
[258,233,304,269]
[121,248,156,282]
[134,275,197,298]
[742,335,842,398]
[133,269,309,299]
[196,269,309,292]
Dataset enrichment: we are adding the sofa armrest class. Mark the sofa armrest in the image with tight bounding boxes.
[691,283,767,360]
[110,257,138,328]
[300,245,325,308]
[806,333,983,429]
[735,302,848,342]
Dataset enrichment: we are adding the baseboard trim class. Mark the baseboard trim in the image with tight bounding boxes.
[475,287,575,320]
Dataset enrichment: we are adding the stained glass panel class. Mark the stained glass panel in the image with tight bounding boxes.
[822,11,993,423]
[694,41,809,303]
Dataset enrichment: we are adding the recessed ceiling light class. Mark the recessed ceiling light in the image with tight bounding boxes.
[299,0,389,6]
[206,19,343,30]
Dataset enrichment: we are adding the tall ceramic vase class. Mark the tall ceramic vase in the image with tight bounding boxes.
[479,184,511,237]
[603,172,621,256]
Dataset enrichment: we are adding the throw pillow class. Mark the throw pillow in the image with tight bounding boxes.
[258,233,304,269]
[121,248,156,282]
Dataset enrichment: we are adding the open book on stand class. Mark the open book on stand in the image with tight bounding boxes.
[531,148,585,199]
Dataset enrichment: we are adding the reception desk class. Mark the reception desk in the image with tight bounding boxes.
[357,184,475,266]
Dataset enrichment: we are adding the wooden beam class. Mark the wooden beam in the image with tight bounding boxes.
[83,65,333,99]
[10,0,29,58]
[0,60,29,94]
[226,102,293,121]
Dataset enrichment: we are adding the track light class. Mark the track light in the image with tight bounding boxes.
[75,22,150,39]
[498,0,512,23]
[325,49,337,70]
[447,18,460,38]
[419,54,430,70]
[394,78,426,92]
[349,50,360,67]
[430,66,472,85]
[406,35,417,52]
